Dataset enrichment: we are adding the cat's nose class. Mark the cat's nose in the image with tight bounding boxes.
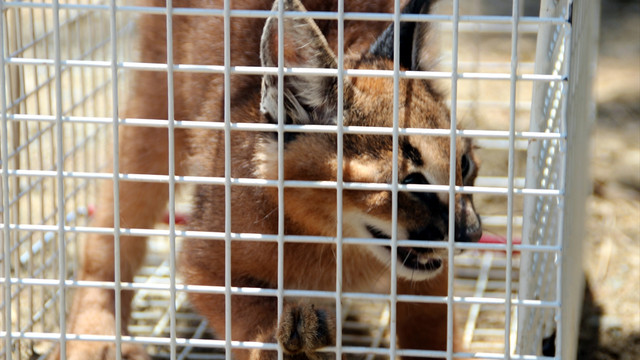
[455,222,482,243]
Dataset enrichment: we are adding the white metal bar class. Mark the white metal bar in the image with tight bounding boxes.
[447,1,461,357]
[558,1,600,358]
[4,224,563,255]
[165,0,178,358]
[52,1,68,358]
[223,0,233,357]
[276,2,285,360]
[335,0,345,358]
[3,58,569,82]
[518,1,574,355]
[7,18,23,345]
[3,115,569,140]
[1,277,563,309]
[0,1,14,358]
[553,5,573,357]
[109,0,123,358]
[0,330,558,360]
[504,0,522,357]
[389,0,401,358]
[0,2,570,25]
[0,169,566,196]
[6,228,562,256]
[439,22,540,34]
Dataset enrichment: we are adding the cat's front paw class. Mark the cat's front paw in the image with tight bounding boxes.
[277,303,335,359]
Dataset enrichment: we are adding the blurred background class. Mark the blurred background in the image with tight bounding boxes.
[578,1,640,359]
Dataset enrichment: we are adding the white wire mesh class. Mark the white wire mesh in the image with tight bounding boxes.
[1,2,121,359]
[517,0,571,355]
[0,1,597,359]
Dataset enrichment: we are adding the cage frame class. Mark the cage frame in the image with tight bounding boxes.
[0,0,599,359]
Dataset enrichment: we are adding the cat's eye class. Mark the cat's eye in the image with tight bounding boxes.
[402,172,429,185]
[461,153,472,179]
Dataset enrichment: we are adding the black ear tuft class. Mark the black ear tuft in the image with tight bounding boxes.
[369,0,435,70]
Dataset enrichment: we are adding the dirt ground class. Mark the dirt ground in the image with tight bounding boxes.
[577,1,640,359]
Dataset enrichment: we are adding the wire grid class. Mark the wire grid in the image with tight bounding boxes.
[0,1,125,359]
[124,238,521,359]
[0,1,586,359]
[517,0,571,355]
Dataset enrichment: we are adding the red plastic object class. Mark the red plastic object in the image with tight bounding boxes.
[479,234,521,253]
[479,234,521,245]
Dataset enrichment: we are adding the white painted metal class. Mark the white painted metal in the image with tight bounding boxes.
[517,0,599,358]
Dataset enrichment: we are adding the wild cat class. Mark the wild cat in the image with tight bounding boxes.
[53,0,481,359]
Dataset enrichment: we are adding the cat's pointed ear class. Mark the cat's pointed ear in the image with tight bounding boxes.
[260,0,339,125]
[369,0,437,71]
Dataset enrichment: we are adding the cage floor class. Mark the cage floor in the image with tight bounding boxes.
[129,238,519,359]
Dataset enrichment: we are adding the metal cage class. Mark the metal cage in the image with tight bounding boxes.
[1,0,599,359]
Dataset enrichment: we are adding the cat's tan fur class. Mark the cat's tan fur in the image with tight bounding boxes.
[53,1,481,359]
